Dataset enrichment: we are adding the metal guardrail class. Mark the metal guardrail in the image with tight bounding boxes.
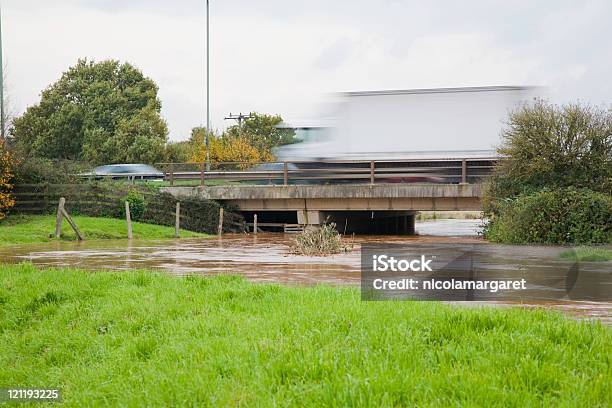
[77,173,164,181]
[156,158,498,186]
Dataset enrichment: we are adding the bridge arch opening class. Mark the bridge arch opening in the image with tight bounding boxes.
[242,210,416,235]
[318,211,416,235]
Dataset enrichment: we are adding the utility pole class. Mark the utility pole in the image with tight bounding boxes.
[224,112,255,137]
[205,0,211,170]
[0,4,4,140]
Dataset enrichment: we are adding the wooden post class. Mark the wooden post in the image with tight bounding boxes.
[253,214,258,235]
[218,207,224,236]
[461,159,467,184]
[169,163,175,186]
[60,207,84,240]
[175,202,180,238]
[125,201,133,240]
[55,197,65,238]
[200,162,206,186]
[370,161,375,184]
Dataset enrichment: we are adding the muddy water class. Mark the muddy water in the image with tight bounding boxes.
[1,220,610,324]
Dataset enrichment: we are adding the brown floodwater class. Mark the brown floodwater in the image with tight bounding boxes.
[0,220,610,324]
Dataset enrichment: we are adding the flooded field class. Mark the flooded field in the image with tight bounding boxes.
[1,219,610,323]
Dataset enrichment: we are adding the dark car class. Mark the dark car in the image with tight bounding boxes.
[86,164,164,180]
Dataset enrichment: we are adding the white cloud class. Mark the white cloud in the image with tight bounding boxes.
[2,0,611,141]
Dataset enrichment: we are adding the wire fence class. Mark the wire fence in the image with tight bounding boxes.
[10,182,244,234]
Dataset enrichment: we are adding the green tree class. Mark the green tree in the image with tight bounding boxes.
[224,113,298,151]
[10,59,167,165]
[483,100,612,215]
[483,100,612,244]
[163,140,192,163]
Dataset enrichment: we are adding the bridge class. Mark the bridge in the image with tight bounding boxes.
[160,158,495,234]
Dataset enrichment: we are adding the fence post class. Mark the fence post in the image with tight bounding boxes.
[125,201,133,240]
[55,197,65,238]
[175,202,180,238]
[59,207,85,241]
[169,163,175,186]
[200,162,206,186]
[461,159,467,184]
[370,161,375,185]
[253,214,258,235]
[218,207,224,236]
[283,162,288,186]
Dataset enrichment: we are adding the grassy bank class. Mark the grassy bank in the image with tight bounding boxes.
[0,215,206,246]
[0,264,610,406]
[561,246,612,262]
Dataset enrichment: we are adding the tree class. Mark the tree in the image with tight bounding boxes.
[163,140,192,163]
[0,138,15,219]
[483,100,612,215]
[82,103,167,164]
[482,100,612,244]
[10,59,168,165]
[189,127,272,169]
[224,113,298,152]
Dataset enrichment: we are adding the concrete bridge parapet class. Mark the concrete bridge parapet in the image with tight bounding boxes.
[161,184,482,212]
[161,184,482,233]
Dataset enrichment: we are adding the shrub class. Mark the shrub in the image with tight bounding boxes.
[482,101,612,244]
[0,140,15,220]
[12,158,89,184]
[487,100,612,202]
[293,223,351,256]
[124,190,145,221]
[485,188,612,245]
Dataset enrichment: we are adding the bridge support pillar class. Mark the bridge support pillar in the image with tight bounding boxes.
[297,210,322,226]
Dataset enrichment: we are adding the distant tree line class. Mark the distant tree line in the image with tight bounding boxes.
[3,58,297,184]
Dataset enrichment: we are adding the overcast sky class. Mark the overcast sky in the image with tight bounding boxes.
[3,0,611,141]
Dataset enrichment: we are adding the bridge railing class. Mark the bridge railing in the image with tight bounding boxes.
[155,158,498,187]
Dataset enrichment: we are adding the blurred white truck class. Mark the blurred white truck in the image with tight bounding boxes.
[276,86,540,161]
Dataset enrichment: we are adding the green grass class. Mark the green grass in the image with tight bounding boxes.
[0,263,610,406]
[560,246,612,262]
[0,215,207,246]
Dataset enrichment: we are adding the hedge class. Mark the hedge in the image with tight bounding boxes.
[484,187,612,245]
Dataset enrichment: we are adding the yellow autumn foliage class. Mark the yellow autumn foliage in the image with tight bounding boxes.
[190,134,273,169]
[0,139,16,220]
